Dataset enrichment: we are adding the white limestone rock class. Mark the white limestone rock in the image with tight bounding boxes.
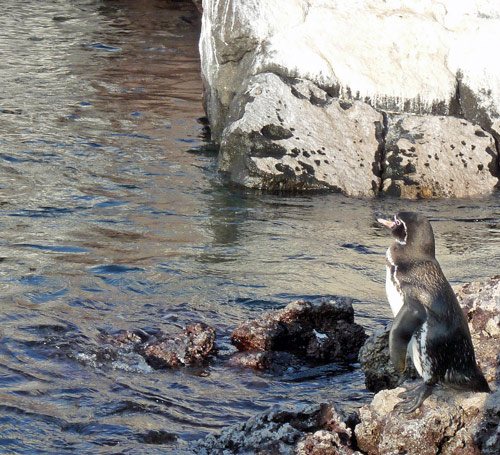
[382,115,499,198]
[200,0,500,196]
[218,73,384,195]
[201,0,500,137]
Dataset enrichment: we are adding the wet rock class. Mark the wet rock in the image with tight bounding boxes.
[102,323,216,369]
[230,298,367,369]
[218,73,384,195]
[455,275,500,384]
[141,323,216,368]
[194,402,360,455]
[355,386,496,455]
[228,350,302,373]
[382,114,499,198]
[358,325,418,393]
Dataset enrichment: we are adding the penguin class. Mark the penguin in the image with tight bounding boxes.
[377,211,490,413]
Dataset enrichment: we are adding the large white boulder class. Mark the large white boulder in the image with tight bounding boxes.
[200,0,500,197]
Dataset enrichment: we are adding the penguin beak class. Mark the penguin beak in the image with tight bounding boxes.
[377,218,395,229]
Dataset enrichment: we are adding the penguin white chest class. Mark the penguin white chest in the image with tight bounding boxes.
[385,249,404,317]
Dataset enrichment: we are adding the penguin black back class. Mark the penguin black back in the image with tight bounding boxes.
[378,211,490,413]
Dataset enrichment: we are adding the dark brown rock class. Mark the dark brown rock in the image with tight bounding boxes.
[100,323,216,369]
[358,325,418,392]
[231,298,367,368]
[194,402,360,455]
[228,350,301,372]
[142,323,216,368]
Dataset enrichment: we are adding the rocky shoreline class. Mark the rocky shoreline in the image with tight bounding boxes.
[68,267,498,455]
[190,276,499,455]
[199,1,500,197]
[93,274,499,454]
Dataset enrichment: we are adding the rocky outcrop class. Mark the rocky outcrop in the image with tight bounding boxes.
[456,275,500,384]
[193,402,360,455]
[218,73,384,195]
[103,323,216,369]
[200,0,500,197]
[230,299,367,371]
[192,276,499,454]
[382,115,499,198]
[355,387,498,455]
[358,325,418,393]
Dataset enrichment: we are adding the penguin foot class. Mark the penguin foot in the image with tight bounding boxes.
[396,382,421,400]
[394,383,434,414]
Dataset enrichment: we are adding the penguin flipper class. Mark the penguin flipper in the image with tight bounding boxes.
[389,295,426,372]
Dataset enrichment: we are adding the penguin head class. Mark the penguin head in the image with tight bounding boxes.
[378,212,435,258]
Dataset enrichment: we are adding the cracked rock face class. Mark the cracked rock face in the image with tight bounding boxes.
[201,0,500,197]
[382,114,499,198]
[219,73,383,196]
[355,387,497,455]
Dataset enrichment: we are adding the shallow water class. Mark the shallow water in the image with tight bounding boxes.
[1,1,500,453]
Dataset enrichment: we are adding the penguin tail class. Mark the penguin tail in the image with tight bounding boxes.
[445,367,491,393]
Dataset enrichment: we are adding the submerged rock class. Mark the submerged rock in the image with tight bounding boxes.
[194,402,360,455]
[141,323,216,368]
[230,298,367,371]
[355,387,497,455]
[102,323,216,369]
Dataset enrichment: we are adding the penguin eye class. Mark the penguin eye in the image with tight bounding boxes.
[395,218,402,226]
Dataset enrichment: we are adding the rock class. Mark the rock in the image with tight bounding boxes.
[231,298,367,368]
[355,386,497,455]
[141,323,216,368]
[218,73,384,195]
[200,0,500,197]
[191,0,202,14]
[455,275,500,384]
[296,429,361,455]
[358,325,418,393]
[382,114,498,198]
[194,402,360,455]
[228,350,302,373]
[102,323,216,369]
[201,0,500,139]
[475,390,500,455]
